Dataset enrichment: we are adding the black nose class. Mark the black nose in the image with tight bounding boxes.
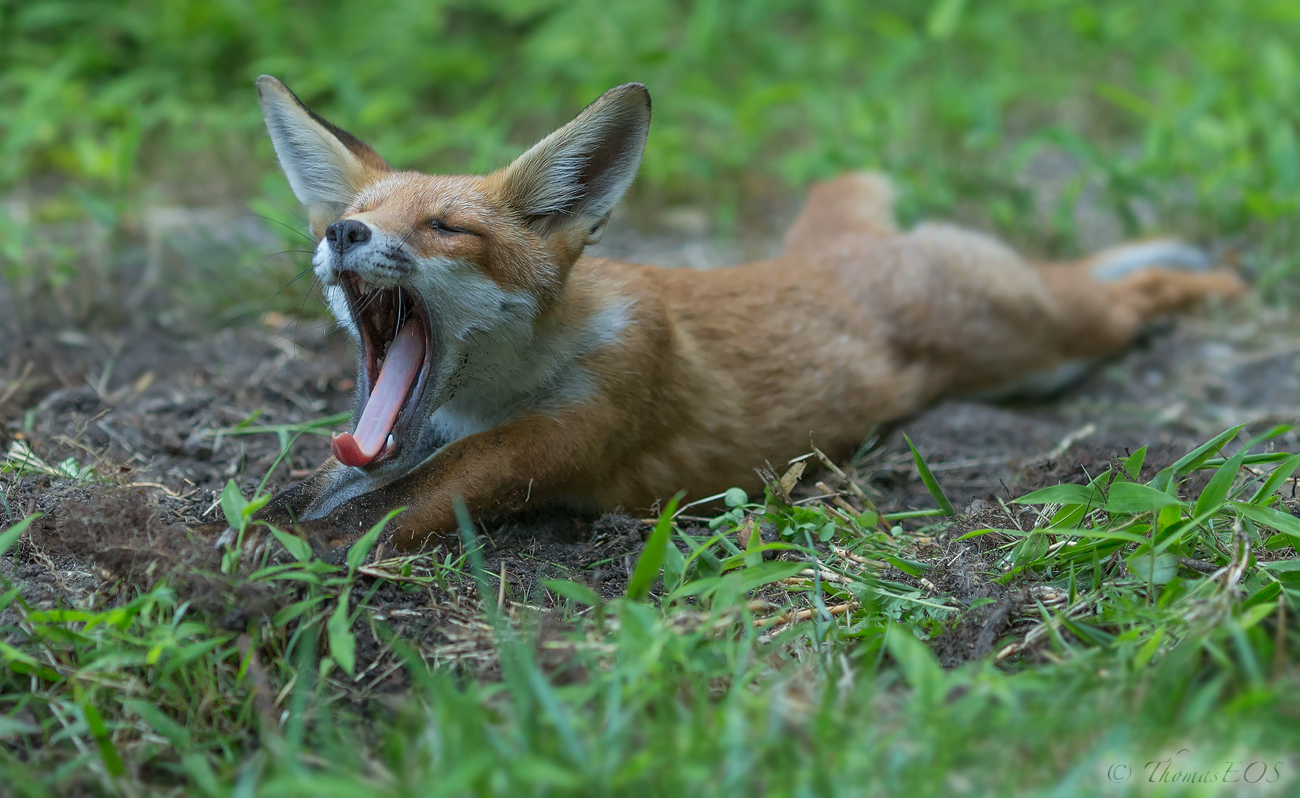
[325,219,371,255]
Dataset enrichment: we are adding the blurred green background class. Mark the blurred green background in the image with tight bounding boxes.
[2,0,1297,324]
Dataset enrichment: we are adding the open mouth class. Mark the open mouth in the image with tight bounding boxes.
[330,273,437,469]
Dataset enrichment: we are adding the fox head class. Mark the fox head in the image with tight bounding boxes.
[257,75,650,504]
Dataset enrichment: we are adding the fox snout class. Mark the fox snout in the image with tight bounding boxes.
[312,219,414,292]
[325,219,371,256]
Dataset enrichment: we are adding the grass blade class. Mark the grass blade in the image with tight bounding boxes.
[1251,453,1300,503]
[0,514,38,557]
[122,699,191,749]
[1014,484,1103,506]
[626,492,684,602]
[267,525,312,563]
[1104,482,1185,514]
[327,589,356,676]
[346,507,404,575]
[904,434,956,516]
[1233,502,1300,541]
[1193,449,1246,518]
[1153,424,1245,488]
[543,579,601,608]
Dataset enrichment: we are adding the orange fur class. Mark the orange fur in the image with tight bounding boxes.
[251,77,1244,551]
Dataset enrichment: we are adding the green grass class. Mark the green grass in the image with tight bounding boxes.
[2,0,1298,322]
[2,424,1299,795]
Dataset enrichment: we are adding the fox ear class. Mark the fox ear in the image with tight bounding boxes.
[498,83,650,244]
[257,75,390,234]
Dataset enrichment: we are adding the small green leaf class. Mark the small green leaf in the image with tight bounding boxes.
[1015,484,1104,507]
[881,553,932,577]
[1194,449,1246,518]
[1049,503,1089,529]
[904,434,956,516]
[328,590,356,676]
[510,756,581,788]
[1122,445,1147,480]
[1059,617,1116,647]
[347,508,404,574]
[1126,552,1178,584]
[1105,482,1185,514]
[1157,503,1183,532]
[662,538,686,591]
[268,526,312,563]
[723,487,748,508]
[244,492,271,520]
[742,522,764,568]
[626,492,684,602]
[543,579,601,607]
[220,480,247,531]
[1242,583,1281,612]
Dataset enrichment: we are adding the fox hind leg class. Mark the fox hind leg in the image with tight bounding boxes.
[1084,240,1245,317]
[1040,240,1244,360]
[784,172,899,254]
[987,240,1245,397]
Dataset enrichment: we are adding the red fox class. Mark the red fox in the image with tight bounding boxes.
[251,76,1243,551]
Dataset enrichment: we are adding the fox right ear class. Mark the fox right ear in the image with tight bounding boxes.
[497,83,651,247]
[256,76,390,234]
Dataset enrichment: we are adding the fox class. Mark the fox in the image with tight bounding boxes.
[248,75,1243,552]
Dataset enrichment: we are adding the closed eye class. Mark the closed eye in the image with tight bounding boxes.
[426,218,479,236]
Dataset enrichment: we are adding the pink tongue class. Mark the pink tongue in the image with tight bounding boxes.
[332,321,425,468]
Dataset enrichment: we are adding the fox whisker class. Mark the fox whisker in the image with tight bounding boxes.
[246,212,316,243]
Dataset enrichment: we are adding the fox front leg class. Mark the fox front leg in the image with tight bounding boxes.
[278,411,598,553]
[255,461,348,529]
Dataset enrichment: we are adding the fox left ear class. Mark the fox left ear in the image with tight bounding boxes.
[257,75,390,235]
[497,83,651,246]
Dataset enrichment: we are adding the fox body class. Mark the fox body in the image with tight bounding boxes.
[253,77,1242,551]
